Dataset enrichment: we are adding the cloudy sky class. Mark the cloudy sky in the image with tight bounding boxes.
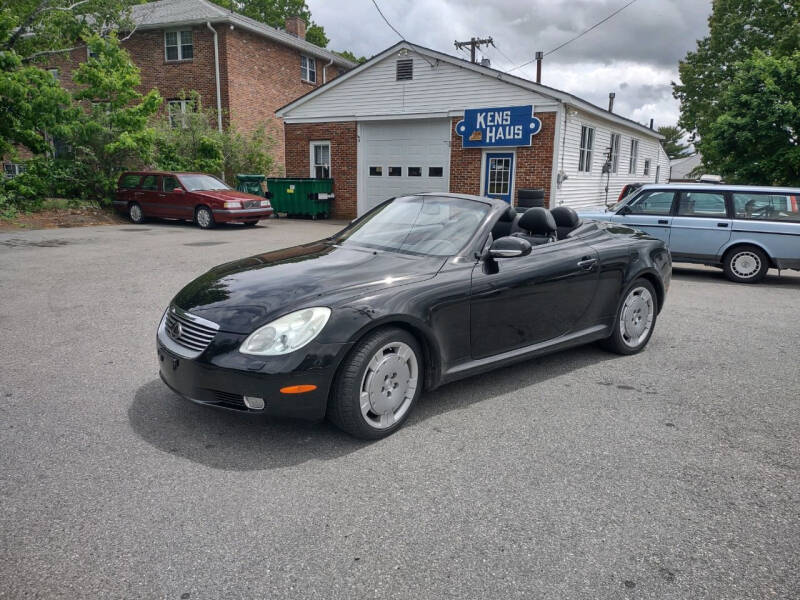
[307,0,713,129]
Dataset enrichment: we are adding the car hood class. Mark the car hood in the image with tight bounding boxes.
[172,242,447,333]
[578,207,613,220]
[191,189,262,202]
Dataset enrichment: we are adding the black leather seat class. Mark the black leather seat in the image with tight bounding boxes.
[511,207,557,245]
[490,205,517,239]
[550,206,582,239]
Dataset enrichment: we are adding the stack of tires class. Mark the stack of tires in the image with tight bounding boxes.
[517,188,546,212]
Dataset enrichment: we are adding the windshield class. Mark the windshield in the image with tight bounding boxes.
[179,174,231,191]
[336,196,490,257]
[608,189,640,212]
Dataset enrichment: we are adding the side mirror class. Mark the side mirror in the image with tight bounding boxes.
[172,188,185,195]
[488,235,532,259]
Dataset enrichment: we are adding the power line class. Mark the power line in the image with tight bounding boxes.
[370,0,405,40]
[508,0,640,73]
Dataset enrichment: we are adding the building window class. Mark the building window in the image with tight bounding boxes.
[643,159,651,176]
[578,125,594,172]
[3,163,26,179]
[369,166,383,176]
[629,139,639,174]
[301,55,317,83]
[310,141,330,178]
[167,99,194,128]
[396,59,413,81]
[609,133,621,174]
[408,167,422,177]
[388,166,402,176]
[165,30,193,61]
[428,167,443,177]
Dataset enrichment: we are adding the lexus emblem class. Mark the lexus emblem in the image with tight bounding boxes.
[170,319,183,339]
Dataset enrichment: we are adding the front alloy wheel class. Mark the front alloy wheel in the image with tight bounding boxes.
[129,202,145,224]
[329,328,422,439]
[195,206,215,229]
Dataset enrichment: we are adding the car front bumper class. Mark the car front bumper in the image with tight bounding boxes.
[211,207,274,222]
[156,318,350,420]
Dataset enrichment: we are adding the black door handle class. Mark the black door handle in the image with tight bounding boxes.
[577,257,597,270]
[658,219,669,225]
[717,222,729,227]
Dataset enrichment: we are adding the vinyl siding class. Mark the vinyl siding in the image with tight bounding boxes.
[553,108,667,209]
[283,53,560,121]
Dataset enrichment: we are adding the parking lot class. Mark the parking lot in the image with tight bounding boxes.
[1,219,798,599]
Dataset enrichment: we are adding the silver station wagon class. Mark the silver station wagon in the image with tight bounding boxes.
[580,184,800,283]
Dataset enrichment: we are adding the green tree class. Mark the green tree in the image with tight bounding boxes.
[335,50,367,65]
[673,0,799,139]
[68,34,162,200]
[657,125,691,160]
[216,0,329,47]
[703,50,800,186]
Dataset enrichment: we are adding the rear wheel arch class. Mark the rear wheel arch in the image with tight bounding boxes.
[722,242,775,268]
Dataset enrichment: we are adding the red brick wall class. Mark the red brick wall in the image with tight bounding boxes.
[284,122,357,219]
[449,112,557,208]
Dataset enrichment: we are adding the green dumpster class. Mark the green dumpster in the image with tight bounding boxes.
[266,178,334,219]
[235,174,266,196]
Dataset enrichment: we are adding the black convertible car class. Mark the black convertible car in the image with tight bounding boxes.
[157,193,671,439]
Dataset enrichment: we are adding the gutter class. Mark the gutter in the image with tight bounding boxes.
[322,57,334,84]
[206,22,223,133]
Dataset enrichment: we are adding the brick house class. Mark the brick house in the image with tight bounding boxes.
[276,42,669,220]
[3,0,355,177]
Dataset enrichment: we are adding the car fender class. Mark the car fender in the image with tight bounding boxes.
[717,238,773,262]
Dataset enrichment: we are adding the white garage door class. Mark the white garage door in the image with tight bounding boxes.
[360,119,451,213]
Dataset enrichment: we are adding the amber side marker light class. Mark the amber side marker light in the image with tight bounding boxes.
[280,385,318,394]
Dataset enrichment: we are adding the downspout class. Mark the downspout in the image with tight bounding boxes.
[206,22,223,133]
[322,57,334,84]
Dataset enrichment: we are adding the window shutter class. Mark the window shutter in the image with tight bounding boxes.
[396,59,413,81]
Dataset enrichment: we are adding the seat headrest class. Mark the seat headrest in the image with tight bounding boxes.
[550,206,580,228]
[498,205,516,222]
[518,207,556,235]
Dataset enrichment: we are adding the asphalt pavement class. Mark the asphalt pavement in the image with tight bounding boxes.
[1,219,798,599]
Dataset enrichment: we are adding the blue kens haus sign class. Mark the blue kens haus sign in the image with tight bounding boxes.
[455,105,542,148]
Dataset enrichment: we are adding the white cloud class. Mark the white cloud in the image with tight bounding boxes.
[307,0,713,128]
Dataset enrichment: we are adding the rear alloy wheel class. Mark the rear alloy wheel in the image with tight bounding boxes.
[601,279,658,355]
[195,206,215,229]
[723,245,768,283]
[328,327,422,439]
[129,202,145,224]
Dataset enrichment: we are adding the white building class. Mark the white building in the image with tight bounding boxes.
[276,42,669,219]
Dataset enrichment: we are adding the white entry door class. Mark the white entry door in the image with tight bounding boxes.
[360,119,451,214]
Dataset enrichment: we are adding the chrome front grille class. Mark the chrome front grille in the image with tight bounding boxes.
[243,199,261,209]
[164,306,219,353]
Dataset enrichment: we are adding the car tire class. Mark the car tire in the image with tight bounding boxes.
[129,202,145,224]
[195,206,215,229]
[601,278,658,355]
[723,245,768,283]
[244,220,258,227]
[328,327,423,440]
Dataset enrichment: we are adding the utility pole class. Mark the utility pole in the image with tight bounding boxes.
[454,37,494,63]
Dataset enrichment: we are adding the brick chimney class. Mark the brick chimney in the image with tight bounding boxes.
[285,16,306,39]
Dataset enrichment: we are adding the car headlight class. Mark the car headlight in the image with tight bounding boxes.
[239,307,331,356]
[224,201,242,209]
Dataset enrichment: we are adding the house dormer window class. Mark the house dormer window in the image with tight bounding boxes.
[301,55,316,83]
[396,59,413,80]
[165,30,193,61]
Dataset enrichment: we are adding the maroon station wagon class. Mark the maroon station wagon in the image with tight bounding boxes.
[113,171,273,229]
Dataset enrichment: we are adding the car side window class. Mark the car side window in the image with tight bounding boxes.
[163,176,179,192]
[141,175,158,191]
[677,192,727,218]
[119,174,141,189]
[733,192,800,222]
[625,191,674,215]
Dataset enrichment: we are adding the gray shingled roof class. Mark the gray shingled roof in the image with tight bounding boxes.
[130,0,355,68]
[669,154,703,180]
